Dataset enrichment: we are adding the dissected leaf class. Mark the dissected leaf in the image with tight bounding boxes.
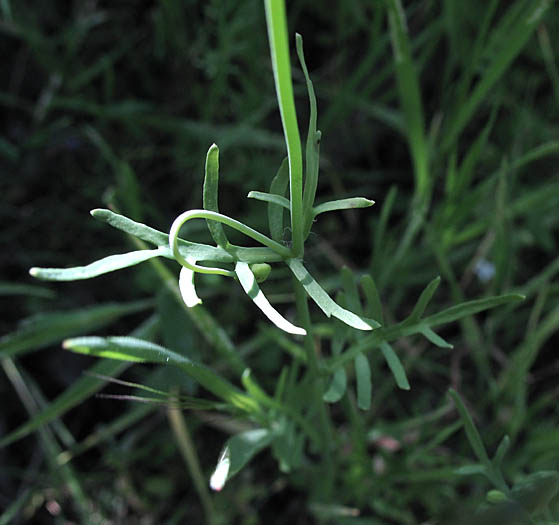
[30,248,165,281]
[354,353,372,410]
[323,366,347,403]
[420,326,453,349]
[380,341,410,390]
[267,157,289,242]
[287,259,379,331]
[313,197,375,217]
[235,262,306,336]
[203,143,230,249]
[178,262,202,307]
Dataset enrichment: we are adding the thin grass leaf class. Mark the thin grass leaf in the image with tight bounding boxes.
[178,262,202,307]
[441,0,552,152]
[386,0,429,200]
[424,293,524,327]
[405,276,441,323]
[313,197,375,218]
[0,300,152,359]
[287,259,380,331]
[419,326,453,349]
[323,367,347,403]
[360,275,383,324]
[267,157,289,242]
[0,283,55,298]
[247,191,290,210]
[203,143,229,249]
[380,341,410,390]
[296,33,321,237]
[210,429,272,491]
[29,248,165,281]
[235,262,306,336]
[354,353,372,410]
[62,336,259,413]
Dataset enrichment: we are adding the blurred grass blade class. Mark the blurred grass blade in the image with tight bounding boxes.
[419,326,453,349]
[0,282,55,299]
[441,0,552,152]
[0,300,152,359]
[313,197,375,217]
[30,248,165,281]
[323,367,347,403]
[386,0,429,200]
[267,157,289,242]
[210,429,272,491]
[179,263,202,307]
[424,294,524,327]
[203,143,230,249]
[380,342,410,390]
[62,336,259,413]
[448,389,491,467]
[247,191,290,210]
[493,435,510,468]
[0,316,159,448]
[354,353,372,410]
[235,262,305,336]
[287,259,379,331]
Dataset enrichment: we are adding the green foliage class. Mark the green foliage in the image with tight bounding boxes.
[2,0,556,523]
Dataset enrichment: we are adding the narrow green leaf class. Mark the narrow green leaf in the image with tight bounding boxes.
[313,197,375,217]
[323,367,347,403]
[493,435,510,468]
[360,275,383,324]
[62,336,259,413]
[29,248,165,281]
[406,276,441,323]
[419,326,453,349]
[287,259,380,331]
[267,157,289,242]
[0,301,153,359]
[247,191,290,210]
[210,429,272,491]
[387,0,429,200]
[448,389,491,468]
[0,283,55,299]
[380,342,410,390]
[235,262,306,336]
[296,33,321,237]
[354,353,372,410]
[203,143,229,249]
[178,263,202,307]
[424,294,524,327]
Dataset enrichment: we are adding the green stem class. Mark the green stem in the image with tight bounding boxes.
[264,0,304,257]
[293,276,335,500]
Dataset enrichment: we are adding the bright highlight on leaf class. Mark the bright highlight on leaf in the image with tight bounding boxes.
[235,262,306,336]
[178,264,202,307]
[210,446,231,491]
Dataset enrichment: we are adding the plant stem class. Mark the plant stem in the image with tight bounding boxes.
[293,276,335,500]
[264,0,304,257]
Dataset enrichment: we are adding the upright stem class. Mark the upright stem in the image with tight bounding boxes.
[293,275,335,500]
[264,0,304,257]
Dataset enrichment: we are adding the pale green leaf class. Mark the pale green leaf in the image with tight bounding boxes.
[323,367,347,403]
[313,197,375,217]
[354,353,372,410]
[203,143,229,249]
